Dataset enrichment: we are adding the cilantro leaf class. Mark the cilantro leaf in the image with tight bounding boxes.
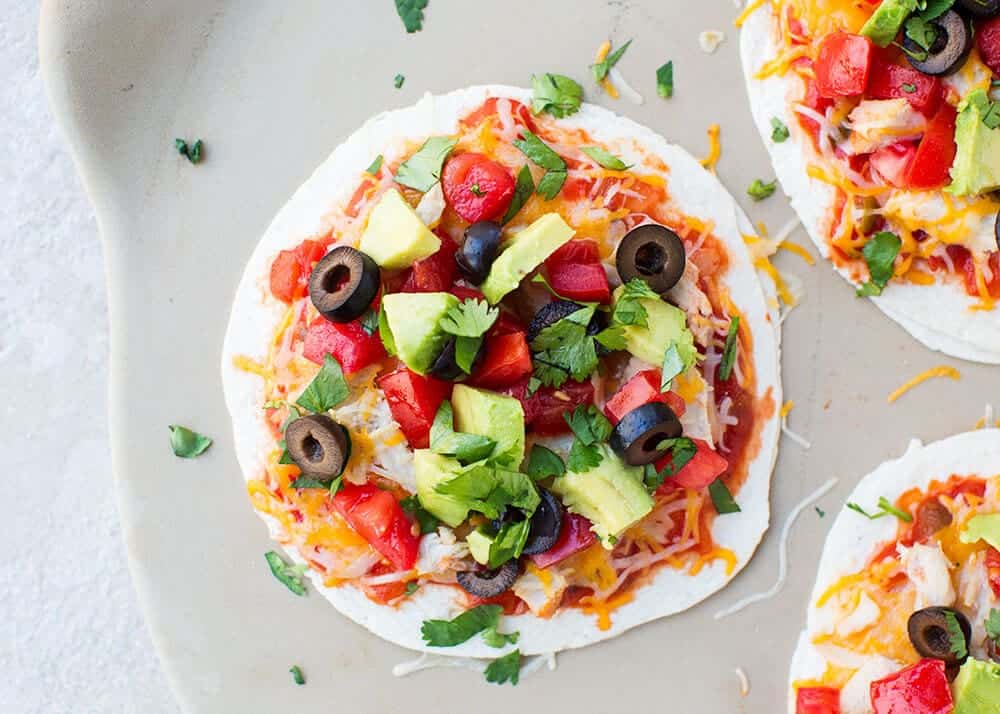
[985,608,1000,642]
[488,519,531,568]
[394,0,428,33]
[169,425,212,458]
[656,61,674,99]
[595,325,627,351]
[360,308,379,335]
[393,73,406,89]
[401,495,441,534]
[265,551,309,596]
[365,154,384,175]
[919,0,955,21]
[288,476,331,489]
[405,581,420,596]
[175,138,204,164]
[857,232,902,297]
[644,464,667,492]
[484,649,521,685]
[525,444,566,479]
[770,117,789,143]
[440,299,499,337]
[394,136,457,192]
[422,604,503,647]
[709,478,741,515]
[536,169,568,201]
[289,665,305,685]
[904,15,939,52]
[482,626,520,648]
[581,146,632,171]
[430,401,497,464]
[591,39,633,82]
[531,305,600,387]
[944,609,968,660]
[655,437,697,477]
[661,344,685,391]
[846,497,913,522]
[718,316,740,382]
[513,131,566,171]
[563,404,613,445]
[502,165,535,224]
[747,178,777,201]
[434,463,540,518]
[378,300,397,356]
[296,354,349,413]
[567,440,603,472]
[612,278,660,328]
[454,335,483,374]
[531,73,583,118]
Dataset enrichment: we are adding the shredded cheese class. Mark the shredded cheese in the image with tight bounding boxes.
[734,0,767,26]
[735,667,751,697]
[886,366,961,404]
[700,124,721,173]
[699,30,726,54]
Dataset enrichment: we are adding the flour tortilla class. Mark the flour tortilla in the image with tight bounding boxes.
[740,7,1000,365]
[787,429,1000,711]
[221,85,782,657]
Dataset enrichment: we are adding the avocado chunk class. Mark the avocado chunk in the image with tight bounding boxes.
[959,513,1000,551]
[466,527,495,565]
[480,213,575,304]
[948,90,1000,197]
[358,188,441,269]
[612,285,697,368]
[382,291,458,374]
[550,445,653,547]
[954,658,1000,714]
[414,450,472,527]
[451,385,526,468]
[860,0,918,47]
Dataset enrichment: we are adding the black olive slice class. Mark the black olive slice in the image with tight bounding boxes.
[526,300,606,344]
[995,211,999,252]
[907,607,971,668]
[521,489,565,555]
[615,224,687,294]
[609,402,683,466]
[957,0,1000,18]
[285,414,351,478]
[455,560,521,599]
[308,246,380,322]
[456,221,503,285]
[427,335,486,381]
[903,11,973,76]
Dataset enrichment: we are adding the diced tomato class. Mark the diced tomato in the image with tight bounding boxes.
[795,686,841,714]
[400,236,458,293]
[866,55,941,115]
[977,17,1000,75]
[559,176,596,201]
[269,239,326,303]
[656,439,728,491]
[986,548,1000,599]
[491,311,525,336]
[545,239,602,269]
[470,331,532,389]
[870,659,953,714]
[906,102,957,191]
[604,370,687,424]
[504,378,595,435]
[450,285,484,302]
[332,484,420,571]
[530,514,596,568]
[870,142,918,189]
[546,262,611,303]
[460,98,535,132]
[814,32,873,98]
[441,153,516,223]
[377,368,451,449]
[933,245,1000,300]
[303,317,386,374]
[799,79,836,147]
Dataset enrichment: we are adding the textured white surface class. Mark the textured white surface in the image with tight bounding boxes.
[1,3,178,712]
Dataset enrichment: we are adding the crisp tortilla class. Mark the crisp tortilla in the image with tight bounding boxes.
[787,429,1000,711]
[221,85,782,657]
[740,6,1000,365]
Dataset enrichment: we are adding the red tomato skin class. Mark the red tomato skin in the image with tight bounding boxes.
[870,142,918,188]
[470,331,533,389]
[866,56,941,115]
[656,439,729,491]
[604,370,687,424]
[815,32,873,98]
[796,686,841,714]
[441,153,516,223]
[977,17,1000,75]
[870,659,953,714]
[547,262,611,303]
[333,484,420,571]
[545,239,602,270]
[377,369,451,449]
[504,378,595,436]
[906,103,958,191]
[269,239,326,303]
[400,236,458,293]
[987,547,1000,599]
[530,514,596,568]
[450,285,484,302]
[303,318,386,374]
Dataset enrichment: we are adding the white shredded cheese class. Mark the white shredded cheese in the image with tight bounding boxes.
[392,651,557,679]
[735,667,750,697]
[608,67,645,105]
[699,30,726,53]
[714,478,839,619]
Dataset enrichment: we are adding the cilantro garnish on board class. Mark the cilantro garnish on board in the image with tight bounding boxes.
[591,39,633,82]
[168,425,212,458]
[175,138,204,164]
[484,649,522,686]
[264,551,309,596]
[289,665,305,686]
[656,61,674,99]
[747,178,777,201]
[421,604,505,646]
[394,0,428,33]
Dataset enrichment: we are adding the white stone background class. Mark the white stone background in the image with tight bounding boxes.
[2,3,180,712]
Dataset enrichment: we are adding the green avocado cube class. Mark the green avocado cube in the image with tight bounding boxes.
[358,188,441,269]
[612,285,696,368]
[480,213,575,304]
[954,658,1000,713]
[860,0,918,47]
[451,385,525,468]
[466,528,495,565]
[381,291,458,375]
[948,90,1000,197]
[413,450,471,527]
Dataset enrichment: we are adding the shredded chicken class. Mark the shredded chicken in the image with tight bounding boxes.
[844,99,927,155]
[899,542,956,610]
